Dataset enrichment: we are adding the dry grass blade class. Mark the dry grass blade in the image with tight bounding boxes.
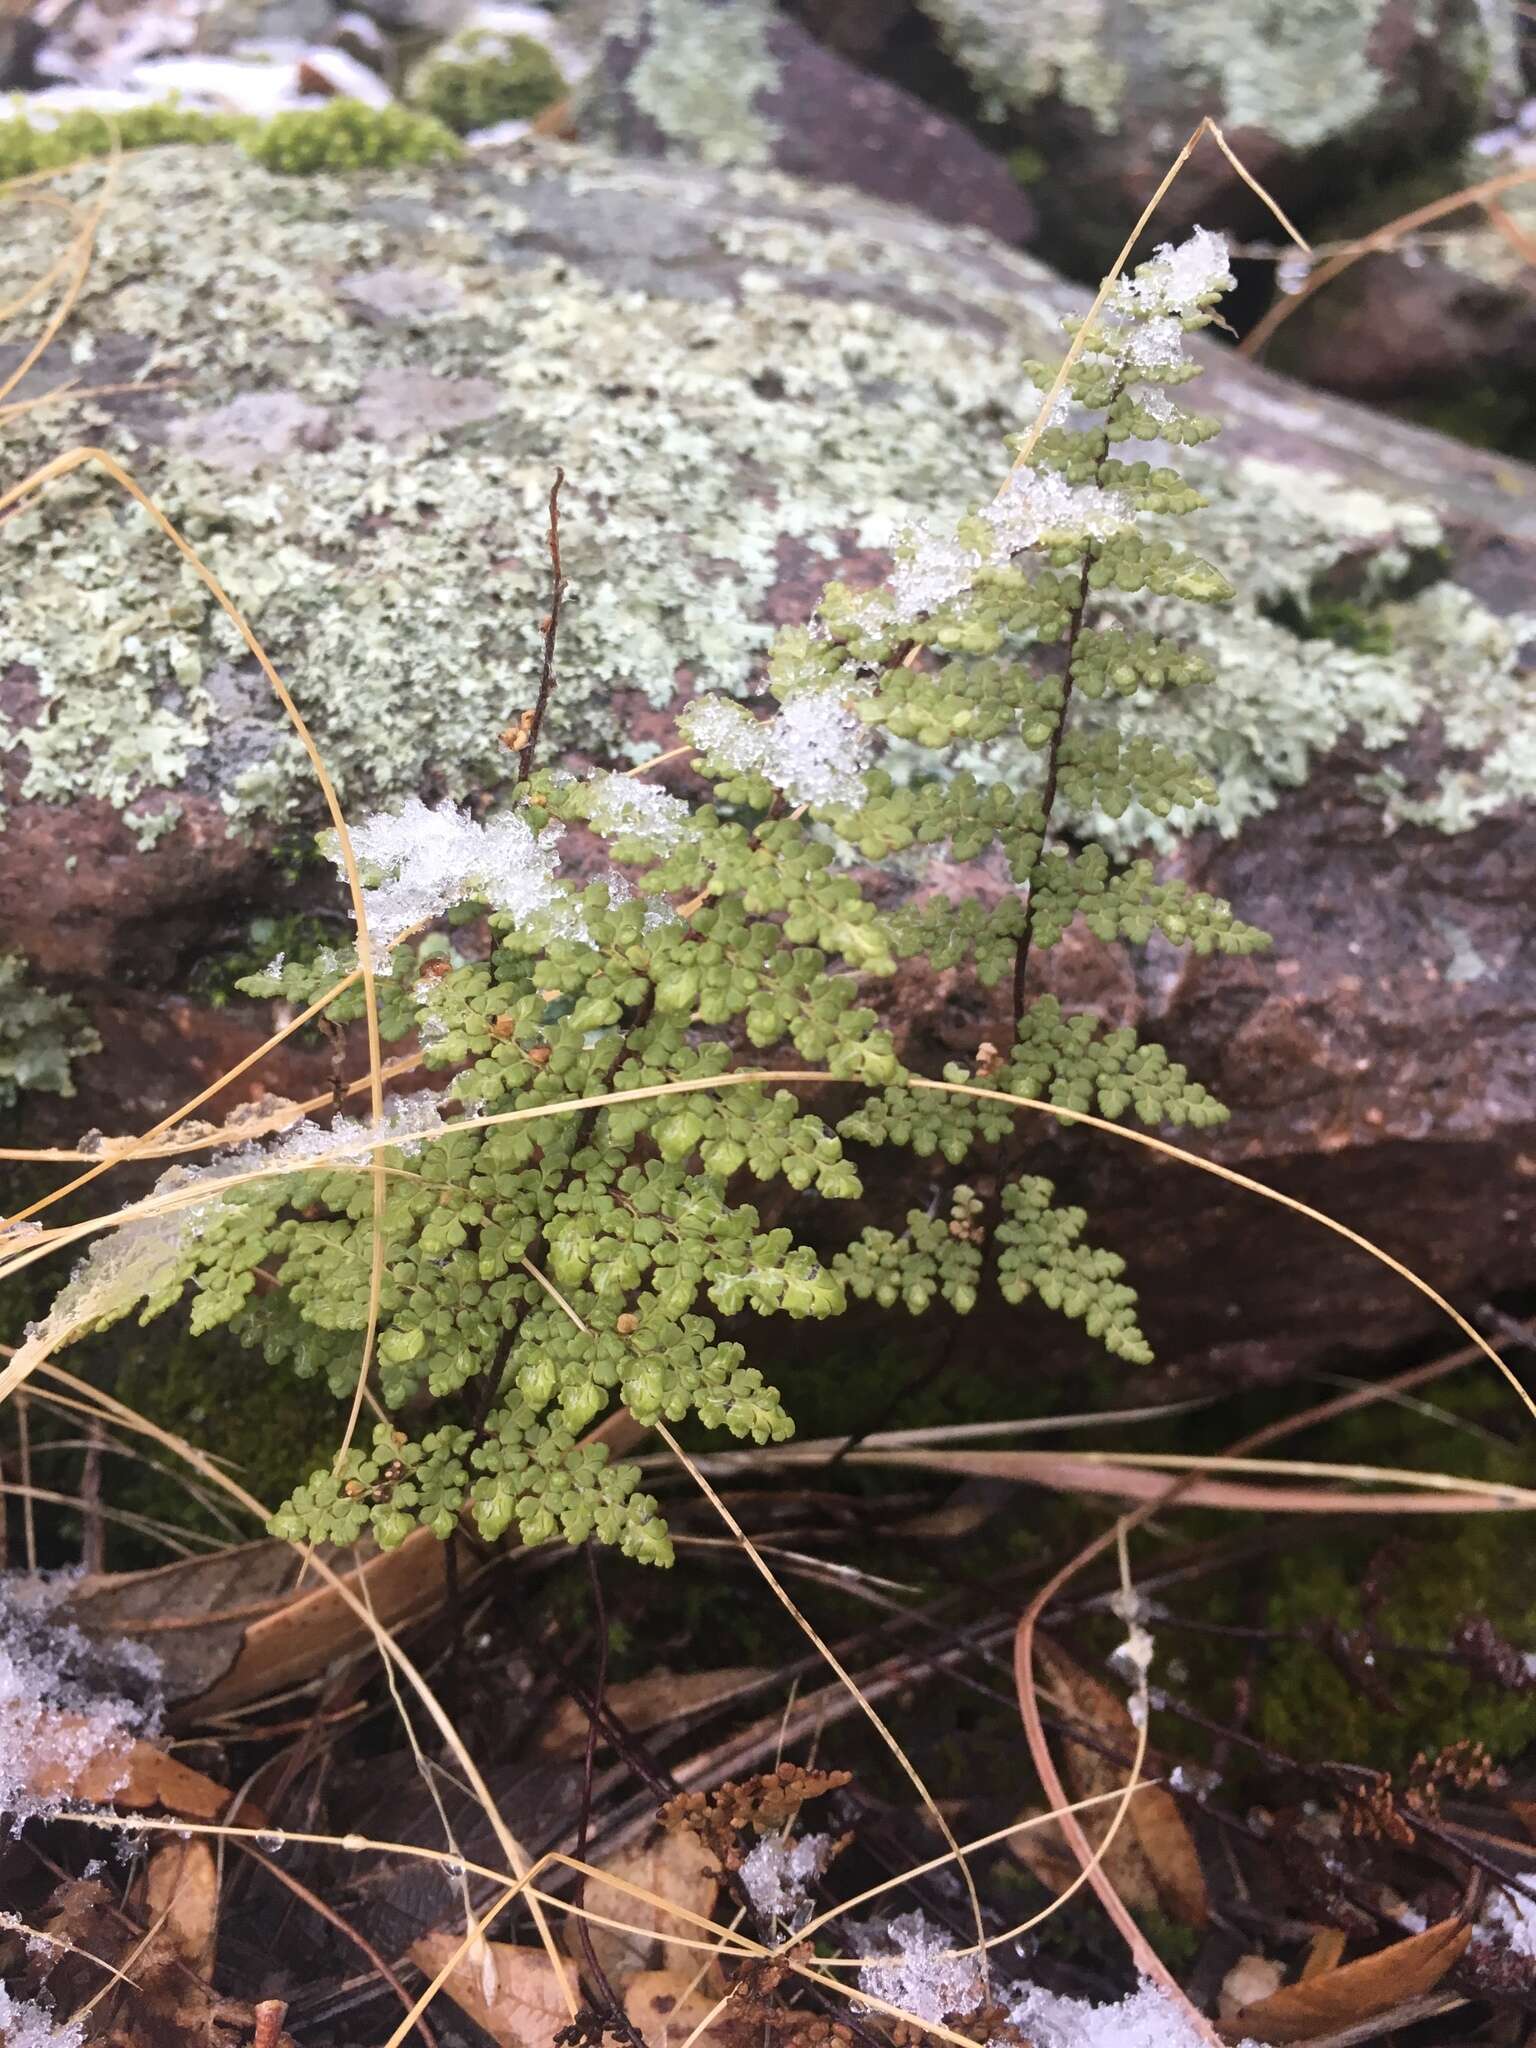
[1008,115,1308,481]
[656,1420,992,1987]
[1242,163,1536,358]
[1025,1638,1207,1927]
[688,1441,1534,1515]
[0,439,390,1471]
[410,1932,576,2048]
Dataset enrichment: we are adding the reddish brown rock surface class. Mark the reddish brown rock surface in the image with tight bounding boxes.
[2,142,1533,1392]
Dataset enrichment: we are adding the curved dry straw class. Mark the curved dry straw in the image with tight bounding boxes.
[0,440,392,1479]
[2,117,1524,2048]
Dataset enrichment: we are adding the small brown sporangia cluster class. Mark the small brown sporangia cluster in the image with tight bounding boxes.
[660,1763,852,1873]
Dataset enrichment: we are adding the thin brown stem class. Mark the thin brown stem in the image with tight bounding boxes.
[1010,380,1126,1036]
[80,1416,105,1574]
[518,467,567,784]
[571,1543,646,2048]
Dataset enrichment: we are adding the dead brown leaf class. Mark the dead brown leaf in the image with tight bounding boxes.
[535,1668,769,1757]
[32,1872,291,2048]
[583,1829,722,1982]
[410,1932,577,2048]
[1300,1928,1347,1981]
[28,1719,236,1820]
[1022,1638,1208,1928]
[1008,1799,1159,1916]
[59,1530,482,1718]
[144,1838,219,1976]
[1220,1918,1470,2044]
[626,1968,732,2048]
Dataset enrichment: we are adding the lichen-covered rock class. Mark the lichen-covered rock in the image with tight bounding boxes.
[1265,148,1536,414]
[0,955,99,1111]
[2,140,1534,1381]
[795,0,1520,271]
[571,0,1036,243]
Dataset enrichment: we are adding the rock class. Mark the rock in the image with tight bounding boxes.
[2,140,1534,1383]
[572,0,1036,243]
[793,0,1521,273]
[1263,142,1536,414]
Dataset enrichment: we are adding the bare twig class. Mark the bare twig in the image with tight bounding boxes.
[571,1542,646,2048]
[251,1999,288,2048]
[79,1415,105,1574]
[242,1844,436,2048]
[515,467,567,783]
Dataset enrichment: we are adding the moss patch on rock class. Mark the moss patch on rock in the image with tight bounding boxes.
[0,98,459,185]
[406,29,568,136]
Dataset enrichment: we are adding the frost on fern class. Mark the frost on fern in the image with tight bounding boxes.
[20,229,1270,1565]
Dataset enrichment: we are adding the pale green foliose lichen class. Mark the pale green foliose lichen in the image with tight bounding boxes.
[920,0,1509,151]
[0,955,101,1109]
[1135,454,1536,840]
[0,142,1531,851]
[611,0,781,166]
[1151,0,1436,152]
[919,0,1126,131]
[0,143,1065,834]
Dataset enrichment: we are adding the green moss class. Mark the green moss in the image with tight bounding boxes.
[407,30,567,136]
[186,912,344,1010]
[0,101,252,183]
[1006,144,1046,186]
[110,1310,341,1536]
[0,955,100,1112]
[1203,1381,1536,1773]
[244,99,461,173]
[0,97,458,186]
[1265,592,1396,656]
[1259,1518,1536,1774]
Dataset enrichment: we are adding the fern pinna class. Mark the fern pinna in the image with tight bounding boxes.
[25,228,1270,1563]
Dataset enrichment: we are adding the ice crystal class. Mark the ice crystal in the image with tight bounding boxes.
[855,1912,983,2025]
[1011,1977,1253,2048]
[1108,1585,1157,1711]
[682,688,872,809]
[1108,227,1234,319]
[1481,1882,1536,1956]
[889,521,984,619]
[985,465,1133,554]
[0,1575,161,1829]
[585,770,693,851]
[337,796,573,954]
[1137,387,1180,427]
[740,1830,835,1926]
[0,1984,86,2048]
[21,1095,446,1360]
[886,468,1133,626]
[1121,315,1188,371]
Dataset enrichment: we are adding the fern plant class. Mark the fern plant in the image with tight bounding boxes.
[26,229,1269,1565]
